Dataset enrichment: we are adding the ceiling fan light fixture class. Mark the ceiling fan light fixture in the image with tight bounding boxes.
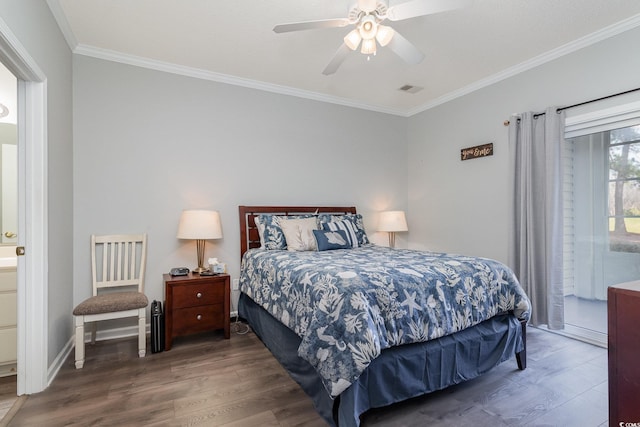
[358,15,377,40]
[344,28,362,50]
[358,0,377,13]
[375,25,394,47]
[361,38,377,55]
[273,0,467,74]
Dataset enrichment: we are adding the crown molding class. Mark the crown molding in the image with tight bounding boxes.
[48,0,640,118]
[46,0,78,50]
[73,44,407,117]
[407,13,640,117]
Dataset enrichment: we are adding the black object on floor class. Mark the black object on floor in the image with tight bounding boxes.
[150,300,165,353]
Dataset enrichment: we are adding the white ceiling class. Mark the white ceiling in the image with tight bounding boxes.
[49,0,640,116]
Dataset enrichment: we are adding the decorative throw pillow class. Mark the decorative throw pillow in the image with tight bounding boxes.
[313,229,351,251]
[258,214,317,250]
[280,217,319,251]
[318,213,370,247]
[321,219,359,248]
[257,214,285,250]
[254,216,266,248]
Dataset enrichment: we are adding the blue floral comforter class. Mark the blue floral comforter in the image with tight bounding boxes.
[239,245,531,398]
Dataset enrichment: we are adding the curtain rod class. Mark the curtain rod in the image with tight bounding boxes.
[503,86,640,125]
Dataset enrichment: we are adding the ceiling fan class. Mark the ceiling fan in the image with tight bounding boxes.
[273,0,470,75]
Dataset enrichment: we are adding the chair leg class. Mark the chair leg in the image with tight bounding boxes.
[138,309,146,358]
[90,322,97,345]
[74,316,85,369]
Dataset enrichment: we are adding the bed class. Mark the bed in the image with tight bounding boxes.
[237,205,530,426]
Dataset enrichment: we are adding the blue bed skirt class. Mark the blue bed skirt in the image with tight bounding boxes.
[239,292,524,427]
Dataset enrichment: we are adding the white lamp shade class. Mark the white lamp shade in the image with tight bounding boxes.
[177,209,223,240]
[375,25,395,47]
[361,38,377,55]
[378,211,408,232]
[344,29,362,50]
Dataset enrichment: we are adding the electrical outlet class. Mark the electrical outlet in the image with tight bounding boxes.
[233,279,239,291]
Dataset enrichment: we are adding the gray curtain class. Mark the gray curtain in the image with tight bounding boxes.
[508,107,565,329]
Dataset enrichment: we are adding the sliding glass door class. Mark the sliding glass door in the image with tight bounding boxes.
[564,106,640,346]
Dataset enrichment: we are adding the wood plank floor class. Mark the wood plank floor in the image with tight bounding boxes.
[1,324,608,426]
[0,375,18,424]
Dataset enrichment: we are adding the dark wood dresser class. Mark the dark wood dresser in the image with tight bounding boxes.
[163,272,230,350]
[608,281,640,425]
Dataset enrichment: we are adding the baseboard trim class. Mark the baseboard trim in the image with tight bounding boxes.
[47,335,74,387]
[81,323,151,343]
[0,363,16,378]
[50,314,241,385]
[47,324,147,385]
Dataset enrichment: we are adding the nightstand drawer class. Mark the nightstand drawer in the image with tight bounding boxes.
[163,273,230,350]
[171,283,225,309]
[173,304,224,335]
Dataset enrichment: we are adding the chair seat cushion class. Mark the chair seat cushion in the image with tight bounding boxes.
[73,292,148,316]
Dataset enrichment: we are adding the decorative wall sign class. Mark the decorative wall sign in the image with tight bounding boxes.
[461,143,493,161]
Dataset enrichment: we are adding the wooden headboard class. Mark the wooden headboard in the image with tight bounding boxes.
[238,205,357,260]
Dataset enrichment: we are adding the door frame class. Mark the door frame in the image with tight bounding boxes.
[0,18,49,395]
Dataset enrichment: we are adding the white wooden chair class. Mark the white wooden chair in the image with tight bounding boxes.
[73,234,148,369]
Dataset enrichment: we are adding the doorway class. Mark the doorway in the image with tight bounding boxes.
[563,103,640,347]
[0,62,17,385]
[0,21,49,396]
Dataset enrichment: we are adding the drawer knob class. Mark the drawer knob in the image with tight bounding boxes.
[196,314,202,320]
[196,292,202,298]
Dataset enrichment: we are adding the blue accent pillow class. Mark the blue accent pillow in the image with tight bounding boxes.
[313,229,351,251]
[318,213,369,247]
[321,219,358,248]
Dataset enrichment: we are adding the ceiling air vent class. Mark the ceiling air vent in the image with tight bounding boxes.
[398,84,423,94]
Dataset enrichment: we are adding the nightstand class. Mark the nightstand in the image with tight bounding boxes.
[608,281,640,425]
[163,272,230,350]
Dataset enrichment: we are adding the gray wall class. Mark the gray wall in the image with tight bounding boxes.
[72,55,408,311]
[5,0,638,374]
[407,25,640,265]
[0,0,74,366]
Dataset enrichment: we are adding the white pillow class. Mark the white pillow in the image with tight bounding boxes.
[280,217,319,251]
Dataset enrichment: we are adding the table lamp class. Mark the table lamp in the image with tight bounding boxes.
[378,210,408,248]
[177,209,223,273]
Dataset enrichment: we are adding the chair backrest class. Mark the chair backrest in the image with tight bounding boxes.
[91,234,147,296]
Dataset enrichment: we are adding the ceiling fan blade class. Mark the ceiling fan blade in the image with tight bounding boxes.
[273,18,350,33]
[322,43,351,75]
[387,0,470,21]
[387,31,425,65]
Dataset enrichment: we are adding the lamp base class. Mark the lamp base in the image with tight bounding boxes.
[193,239,210,274]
